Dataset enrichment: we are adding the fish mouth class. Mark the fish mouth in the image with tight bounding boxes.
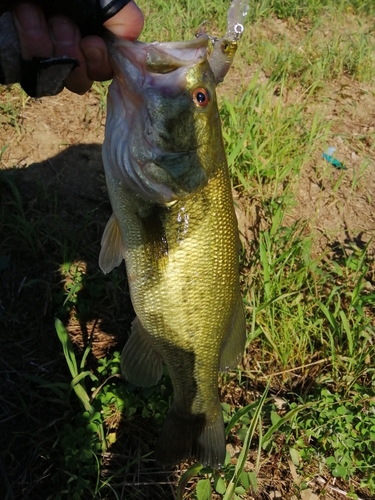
[106,32,210,78]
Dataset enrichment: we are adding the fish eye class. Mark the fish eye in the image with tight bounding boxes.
[192,87,210,107]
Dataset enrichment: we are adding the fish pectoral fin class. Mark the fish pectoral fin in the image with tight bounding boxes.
[121,317,163,387]
[219,293,246,371]
[99,213,125,274]
[155,402,226,468]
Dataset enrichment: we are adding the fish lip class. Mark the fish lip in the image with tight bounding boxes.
[107,33,210,67]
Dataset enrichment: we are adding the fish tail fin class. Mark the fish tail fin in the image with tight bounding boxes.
[155,403,226,469]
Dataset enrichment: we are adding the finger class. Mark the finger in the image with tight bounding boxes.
[104,0,144,40]
[13,2,53,59]
[80,36,113,81]
[49,16,93,95]
[81,0,144,82]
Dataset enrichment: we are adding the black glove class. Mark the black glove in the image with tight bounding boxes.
[0,0,131,97]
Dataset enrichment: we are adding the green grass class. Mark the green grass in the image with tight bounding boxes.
[242,210,375,384]
[220,78,328,209]
[1,0,375,499]
[256,19,375,85]
[0,85,27,134]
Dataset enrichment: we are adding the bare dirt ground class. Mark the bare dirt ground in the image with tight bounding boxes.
[1,23,375,500]
[289,75,375,256]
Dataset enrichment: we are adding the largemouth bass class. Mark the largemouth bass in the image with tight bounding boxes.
[99,2,247,469]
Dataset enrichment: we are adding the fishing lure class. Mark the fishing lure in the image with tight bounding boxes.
[197,0,249,84]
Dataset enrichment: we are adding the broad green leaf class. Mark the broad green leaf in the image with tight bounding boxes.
[213,475,226,495]
[222,402,232,415]
[196,479,212,500]
[240,470,250,489]
[86,422,99,433]
[249,472,258,492]
[289,448,300,466]
[238,426,248,442]
[270,410,281,426]
[332,465,348,477]
[235,486,246,495]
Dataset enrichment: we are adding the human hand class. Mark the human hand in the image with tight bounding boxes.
[12,1,144,94]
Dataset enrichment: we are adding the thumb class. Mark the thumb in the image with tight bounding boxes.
[104,1,144,40]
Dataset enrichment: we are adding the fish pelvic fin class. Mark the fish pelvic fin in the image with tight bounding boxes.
[219,292,246,371]
[121,317,163,387]
[155,403,226,469]
[99,213,125,274]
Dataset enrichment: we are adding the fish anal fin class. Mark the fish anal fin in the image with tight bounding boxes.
[121,317,163,387]
[99,213,125,274]
[155,403,226,469]
[219,294,246,371]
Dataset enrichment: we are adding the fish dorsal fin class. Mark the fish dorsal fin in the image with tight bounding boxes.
[99,213,125,274]
[219,293,246,371]
[121,317,163,387]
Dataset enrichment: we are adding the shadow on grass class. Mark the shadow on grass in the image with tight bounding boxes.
[0,144,176,499]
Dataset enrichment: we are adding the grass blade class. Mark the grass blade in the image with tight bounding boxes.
[223,381,270,500]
